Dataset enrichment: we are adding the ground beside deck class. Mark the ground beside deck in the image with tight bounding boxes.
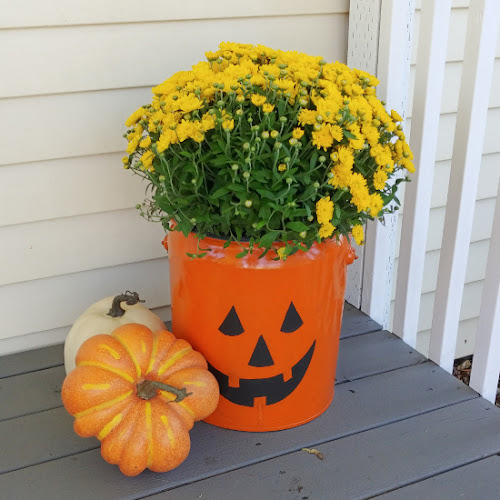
[1,304,500,499]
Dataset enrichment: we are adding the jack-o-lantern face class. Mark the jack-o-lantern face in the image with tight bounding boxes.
[167,230,353,431]
[209,302,315,406]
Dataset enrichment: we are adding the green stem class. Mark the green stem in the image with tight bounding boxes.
[136,379,192,402]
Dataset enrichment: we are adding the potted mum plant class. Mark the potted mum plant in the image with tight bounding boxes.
[123,42,414,432]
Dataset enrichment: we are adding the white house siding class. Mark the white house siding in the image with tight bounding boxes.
[0,1,350,355]
[389,3,500,359]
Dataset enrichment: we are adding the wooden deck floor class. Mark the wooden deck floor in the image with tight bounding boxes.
[2,304,500,499]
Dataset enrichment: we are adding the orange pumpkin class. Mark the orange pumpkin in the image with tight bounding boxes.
[61,323,220,476]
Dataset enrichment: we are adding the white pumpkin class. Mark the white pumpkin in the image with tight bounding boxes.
[64,292,166,374]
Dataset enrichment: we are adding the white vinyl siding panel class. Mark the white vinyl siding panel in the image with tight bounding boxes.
[0,153,148,227]
[0,259,171,341]
[0,0,348,29]
[0,14,348,98]
[0,4,350,355]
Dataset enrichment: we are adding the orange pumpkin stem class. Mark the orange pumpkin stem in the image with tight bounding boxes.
[107,291,144,318]
[136,379,193,402]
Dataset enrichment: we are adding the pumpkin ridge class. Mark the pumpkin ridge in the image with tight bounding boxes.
[77,361,135,384]
[74,389,133,418]
[113,334,142,380]
[98,412,123,441]
[98,344,121,360]
[145,402,154,469]
[146,332,160,375]
[157,347,192,377]
[178,401,196,418]
[160,414,176,447]
[118,400,148,475]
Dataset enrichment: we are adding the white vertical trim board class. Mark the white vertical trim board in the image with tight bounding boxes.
[345,0,382,308]
[469,183,500,403]
[428,0,500,373]
[361,0,415,328]
[393,0,452,348]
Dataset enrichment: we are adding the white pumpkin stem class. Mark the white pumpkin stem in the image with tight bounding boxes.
[107,291,145,318]
[137,380,193,402]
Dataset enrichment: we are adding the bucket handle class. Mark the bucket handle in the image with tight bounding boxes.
[345,245,357,265]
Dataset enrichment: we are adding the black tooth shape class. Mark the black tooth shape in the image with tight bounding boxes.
[280,302,304,333]
[248,335,275,367]
[218,306,244,336]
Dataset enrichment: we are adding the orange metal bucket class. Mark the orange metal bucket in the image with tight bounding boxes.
[166,231,355,432]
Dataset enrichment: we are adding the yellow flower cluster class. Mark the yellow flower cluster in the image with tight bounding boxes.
[316,197,335,239]
[123,41,414,249]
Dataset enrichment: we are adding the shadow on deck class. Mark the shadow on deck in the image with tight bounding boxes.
[1,304,500,499]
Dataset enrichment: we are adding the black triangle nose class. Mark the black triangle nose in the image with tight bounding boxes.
[248,335,275,367]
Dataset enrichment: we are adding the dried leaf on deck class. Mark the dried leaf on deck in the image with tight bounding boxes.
[301,447,324,460]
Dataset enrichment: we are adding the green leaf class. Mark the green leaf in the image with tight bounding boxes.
[210,186,230,199]
[227,183,247,193]
[222,239,232,249]
[256,188,278,200]
[343,129,357,140]
[278,100,286,117]
[309,151,319,169]
[335,203,341,219]
[258,247,270,259]
[258,230,280,247]
[236,250,248,258]
[286,221,309,232]
[176,220,192,237]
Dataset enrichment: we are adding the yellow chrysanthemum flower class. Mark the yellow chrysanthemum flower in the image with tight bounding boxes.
[297,109,317,126]
[251,94,267,107]
[352,225,364,245]
[316,196,334,225]
[177,95,204,114]
[262,103,275,113]
[292,128,305,139]
[312,127,334,151]
[222,119,235,131]
[373,167,388,191]
[391,109,403,122]
[140,150,155,171]
[319,222,335,239]
[125,108,145,127]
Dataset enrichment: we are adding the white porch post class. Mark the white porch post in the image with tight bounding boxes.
[360,0,415,327]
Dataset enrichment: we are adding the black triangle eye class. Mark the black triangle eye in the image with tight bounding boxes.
[280,302,303,333]
[219,306,245,336]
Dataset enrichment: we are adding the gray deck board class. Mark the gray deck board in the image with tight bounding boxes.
[335,330,424,383]
[0,328,423,474]
[0,343,64,379]
[3,304,499,500]
[150,399,500,500]
[0,365,65,422]
[1,330,418,424]
[376,455,500,499]
[0,362,477,496]
[340,302,382,338]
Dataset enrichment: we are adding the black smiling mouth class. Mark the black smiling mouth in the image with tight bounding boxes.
[207,341,316,407]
